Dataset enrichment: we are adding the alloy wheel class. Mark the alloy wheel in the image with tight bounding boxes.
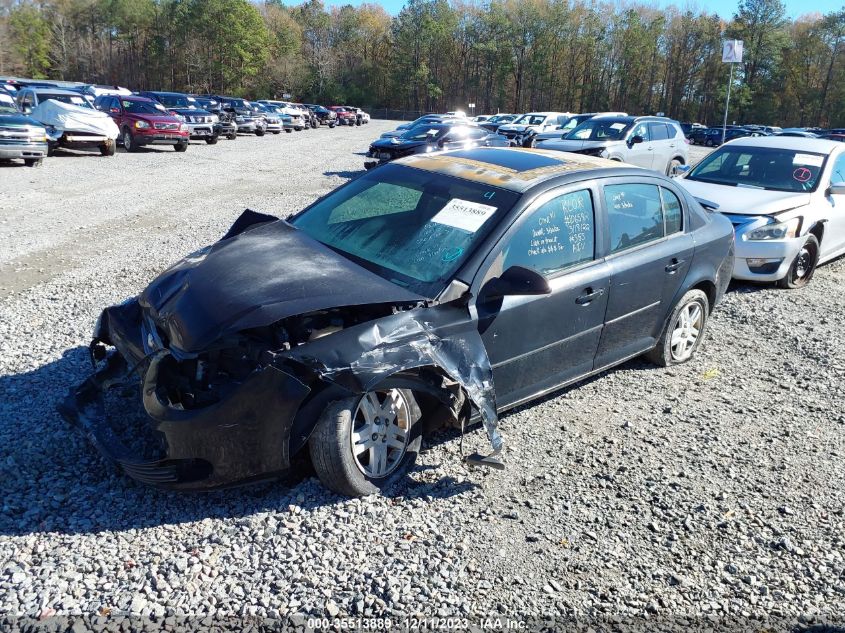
[670,302,703,362]
[350,389,410,479]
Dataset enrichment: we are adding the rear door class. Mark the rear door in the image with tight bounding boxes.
[594,179,694,369]
[824,151,845,258]
[474,185,610,407]
[625,122,654,169]
[647,122,671,173]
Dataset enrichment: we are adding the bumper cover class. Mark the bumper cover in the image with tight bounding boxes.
[0,141,47,159]
[59,301,311,490]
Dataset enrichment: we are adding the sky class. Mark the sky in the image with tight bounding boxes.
[282,0,843,19]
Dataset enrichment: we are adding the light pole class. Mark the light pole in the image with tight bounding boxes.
[722,39,743,145]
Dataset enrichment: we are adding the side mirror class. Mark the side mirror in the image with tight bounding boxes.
[828,183,845,196]
[629,135,644,145]
[483,266,551,300]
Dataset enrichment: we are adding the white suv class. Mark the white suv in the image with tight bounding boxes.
[496,112,572,147]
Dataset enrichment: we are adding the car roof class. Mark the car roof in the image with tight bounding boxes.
[724,136,841,153]
[394,147,641,193]
[146,91,189,96]
[103,94,152,101]
[29,88,81,95]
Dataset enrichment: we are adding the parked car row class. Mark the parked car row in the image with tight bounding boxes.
[0,77,370,166]
[367,111,691,176]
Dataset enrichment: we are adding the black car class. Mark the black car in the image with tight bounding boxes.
[304,104,336,127]
[191,96,237,140]
[198,95,266,136]
[479,114,517,133]
[365,123,508,169]
[61,148,734,497]
[139,91,221,144]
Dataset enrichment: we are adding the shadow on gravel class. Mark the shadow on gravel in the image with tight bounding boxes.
[323,169,364,180]
[0,347,477,538]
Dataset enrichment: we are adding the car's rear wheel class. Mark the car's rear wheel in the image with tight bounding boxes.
[122,129,138,153]
[646,289,709,367]
[778,234,819,289]
[309,386,422,497]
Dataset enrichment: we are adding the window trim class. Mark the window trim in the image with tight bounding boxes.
[598,176,689,258]
[472,182,602,290]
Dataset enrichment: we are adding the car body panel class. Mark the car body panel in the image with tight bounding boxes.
[0,94,48,162]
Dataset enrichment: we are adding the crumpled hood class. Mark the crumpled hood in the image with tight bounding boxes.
[371,137,426,150]
[139,218,424,353]
[498,124,531,133]
[678,178,813,216]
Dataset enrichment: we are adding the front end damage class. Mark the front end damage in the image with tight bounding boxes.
[59,213,503,490]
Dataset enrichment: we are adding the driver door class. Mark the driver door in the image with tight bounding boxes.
[624,122,654,169]
[474,186,611,407]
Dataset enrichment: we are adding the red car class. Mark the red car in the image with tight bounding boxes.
[329,106,356,126]
[94,95,189,152]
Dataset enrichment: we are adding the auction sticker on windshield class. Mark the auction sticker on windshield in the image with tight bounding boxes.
[431,198,497,233]
[793,153,824,167]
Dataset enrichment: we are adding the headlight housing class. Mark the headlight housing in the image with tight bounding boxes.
[134,120,150,129]
[210,114,219,123]
[746,217,801,241]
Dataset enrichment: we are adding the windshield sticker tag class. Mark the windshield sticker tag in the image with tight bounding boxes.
[793,167,813,183]
[431,198,497,233]
[793,153,823,167]
[610,123,626,130]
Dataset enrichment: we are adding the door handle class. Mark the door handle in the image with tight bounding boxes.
[576,288,605,305]
[665,258,685,273]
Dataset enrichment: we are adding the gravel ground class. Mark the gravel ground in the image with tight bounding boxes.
[1,123,844,631]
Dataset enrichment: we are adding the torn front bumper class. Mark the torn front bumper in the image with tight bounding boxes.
[59,301,311,490]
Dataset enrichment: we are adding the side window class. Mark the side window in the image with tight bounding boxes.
[630,122,650,142]
[500,189,595,277]
[667,124,680,138]
[660,187,683,235]
[604,183,664,253]
[648,123,669,141]
[831,154,845,185]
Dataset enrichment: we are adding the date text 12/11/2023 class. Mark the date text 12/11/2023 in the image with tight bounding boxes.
[306,616,527,630]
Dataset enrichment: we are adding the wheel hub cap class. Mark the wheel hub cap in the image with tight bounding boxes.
[350,389,410,479]
[670,302,702,361]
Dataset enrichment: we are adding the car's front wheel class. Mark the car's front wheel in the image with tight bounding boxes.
[646,289,709,367]
[205,135,218,145]
[122,129,138,153]
[174,141,188,152]
[309,386,422,497]
[24,158,43,167]
[778,234,819,289]
[100,140,116,156]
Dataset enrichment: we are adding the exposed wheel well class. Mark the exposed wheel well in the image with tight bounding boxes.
[691,280,716,313]
[808,222,825,245]
[672,155,685,164]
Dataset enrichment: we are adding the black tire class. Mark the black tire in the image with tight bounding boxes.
[778,234,819,289]
[645,289,709,367]
[205,135,218,145]
[226,132,237,140]
[24,158,43,167]
[309,386,422,497]
[272,130,281,134]
[47,144,57,157]
[255,128,265,137]
[174,141,188,152]
[121,129,139,153]
[285,129,293,133]
[99,140,116,156]
[329,123,335,129]
[521,136,534,148]
[666,158,684,176]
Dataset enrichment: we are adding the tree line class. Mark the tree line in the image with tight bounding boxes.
[1,0,844,127]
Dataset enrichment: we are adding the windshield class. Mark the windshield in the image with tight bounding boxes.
[566,119,631,140]
[0,94,17,114]
[488,115,512,124]
[514,114,547,126]
[122,100,168,115]
[400,127,445,141]
[157,94,193,109]
[290,164,520,296]
[41,93,93,108]
[687,145,827,192]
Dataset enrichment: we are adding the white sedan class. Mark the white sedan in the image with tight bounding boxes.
[677,136,845,288]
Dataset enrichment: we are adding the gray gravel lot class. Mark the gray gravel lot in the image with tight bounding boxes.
[1,123,844,630]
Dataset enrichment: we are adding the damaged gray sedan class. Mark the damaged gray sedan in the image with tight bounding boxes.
[61,148,734,496]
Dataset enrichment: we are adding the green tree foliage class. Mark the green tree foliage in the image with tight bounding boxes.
[9,2,51,78]
[4,0,845,126]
